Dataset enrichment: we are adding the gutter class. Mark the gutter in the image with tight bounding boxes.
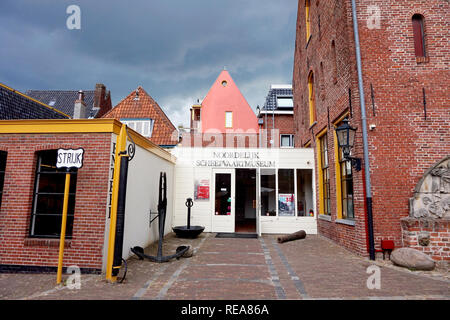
[350,0,375,260]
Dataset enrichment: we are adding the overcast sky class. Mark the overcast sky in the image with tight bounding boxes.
[0,0,298,127]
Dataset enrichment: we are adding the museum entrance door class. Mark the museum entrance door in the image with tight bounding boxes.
[212,169,235,232]
[235,169,257,233]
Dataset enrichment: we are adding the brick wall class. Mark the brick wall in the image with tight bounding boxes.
[0,133,112,271]
[401,218,449,267]
[261,114,295,147]
[93,84,112,119]
[293,0,450,258]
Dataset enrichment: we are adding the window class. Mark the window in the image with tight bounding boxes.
[319,134,331,215]
[276,97,294,108]
[215,173,231,216]
[225,111,233,128]
[30,150,78,238]
[278,169,295,216]
[331,40,338,83]
[261,169,276,216]
[0,151,7,208]
[305,0,311,41]
[412,14,426,57]
[297,169,313,217]
[193,109,201,121]
[335,119,354,220]
[308,72,316,125]
[120,119,154,138]
[280,134,294,148]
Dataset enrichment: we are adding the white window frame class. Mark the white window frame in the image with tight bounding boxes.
[280,134,294,148]
[120,118,154,138]
[276,96,294,109]
[225,112,233,128]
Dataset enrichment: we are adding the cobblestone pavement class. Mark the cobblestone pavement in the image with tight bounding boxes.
[0,233,449,300]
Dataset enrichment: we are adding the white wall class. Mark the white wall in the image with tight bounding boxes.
[121,142,176,260]
[173,165,213,231]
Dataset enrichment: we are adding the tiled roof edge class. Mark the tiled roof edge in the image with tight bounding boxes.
[0,83,71,118]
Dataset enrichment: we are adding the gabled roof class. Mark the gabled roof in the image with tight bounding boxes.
[102,86,177,146]
[262,85,293,111]
[0,83,69,120]
[200,70,258,133]
[26,90,98,118]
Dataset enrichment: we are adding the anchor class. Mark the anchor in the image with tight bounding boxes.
[173,198,205,238]
[131,172,189,262]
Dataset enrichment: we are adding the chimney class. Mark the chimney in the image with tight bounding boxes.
[73,90,86,119]
[133,88,140,101]
[190,101,202,133]
[94,83,112,118]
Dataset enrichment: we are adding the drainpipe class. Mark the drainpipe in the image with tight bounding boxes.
[350,0,375,260]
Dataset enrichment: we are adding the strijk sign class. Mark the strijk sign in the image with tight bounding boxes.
[56,148,84,169]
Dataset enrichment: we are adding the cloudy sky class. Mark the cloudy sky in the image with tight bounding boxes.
[0,0,298,127]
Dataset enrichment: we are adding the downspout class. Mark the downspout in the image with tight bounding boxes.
[350,0,375,260]
[272,104,275,147]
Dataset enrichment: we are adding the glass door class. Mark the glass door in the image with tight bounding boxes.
[212,169,235,233]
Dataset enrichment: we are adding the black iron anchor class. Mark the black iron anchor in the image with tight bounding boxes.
[172,197,205,238]
[131,172,189,262]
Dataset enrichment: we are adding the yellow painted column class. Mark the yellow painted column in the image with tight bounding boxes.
[305,0,311,40]
[106,124,127,282]
[333,130,343,219]
[56,172,71,284]
[316,136,324,215]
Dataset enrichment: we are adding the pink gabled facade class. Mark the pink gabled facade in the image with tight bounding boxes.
[200,70,258,134]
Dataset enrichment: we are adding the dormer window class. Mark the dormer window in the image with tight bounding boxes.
[276,96,294,109]
[120,118,154,138]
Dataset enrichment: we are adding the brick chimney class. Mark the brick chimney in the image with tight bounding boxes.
[93,83,112,118]
[73,90,86,119]
[190,99,202,133]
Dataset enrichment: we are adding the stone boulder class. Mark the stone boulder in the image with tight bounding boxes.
[390,248,435,271]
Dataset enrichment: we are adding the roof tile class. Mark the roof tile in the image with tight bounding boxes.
[102,87,177,146]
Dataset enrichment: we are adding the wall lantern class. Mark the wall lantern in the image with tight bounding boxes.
[335,118,361,171]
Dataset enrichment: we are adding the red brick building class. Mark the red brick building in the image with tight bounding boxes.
[257,85,295,148]
[0,119,177,273]
[292,0,450,261]
[0,127,111,272]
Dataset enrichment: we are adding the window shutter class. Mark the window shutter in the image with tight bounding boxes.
[412,15,425,57]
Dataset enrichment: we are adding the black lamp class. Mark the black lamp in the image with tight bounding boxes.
[335,118,361,171]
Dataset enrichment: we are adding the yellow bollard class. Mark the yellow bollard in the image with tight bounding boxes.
[56,172,71,285]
